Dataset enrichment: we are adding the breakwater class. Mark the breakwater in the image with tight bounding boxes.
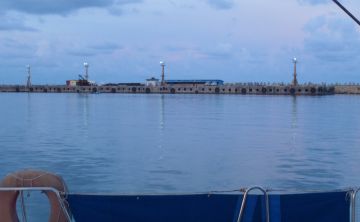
[0,84,339,95]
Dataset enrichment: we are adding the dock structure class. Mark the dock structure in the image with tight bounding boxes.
[2,58,360,95]
[0,83,336,95]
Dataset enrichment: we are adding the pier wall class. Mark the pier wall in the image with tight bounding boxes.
[334,85,360,94]
[0,84,335,95]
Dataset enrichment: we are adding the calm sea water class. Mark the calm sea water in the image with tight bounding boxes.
[1,93,360,194]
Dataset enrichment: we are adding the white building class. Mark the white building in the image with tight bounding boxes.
[146,77,160,87]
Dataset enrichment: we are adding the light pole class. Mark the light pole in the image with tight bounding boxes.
[160,61,165,86]
[26,65,31,88]
[84,62,89,81]
[292,58,298,86]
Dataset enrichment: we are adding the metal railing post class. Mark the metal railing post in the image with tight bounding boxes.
[236,186,270,222]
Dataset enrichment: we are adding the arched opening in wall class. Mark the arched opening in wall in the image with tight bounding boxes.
[290,88,296,95]
[57,88,61,93]
[311,87,316,94]
[241,88,247,94]
[195,90,199,94]
[16,87,20,92]
[29,88,34,92]
[228,88,232,92]
[305,89,309,92]
[132,87,137,93]
[261,87,267,94]
[170,88,176,94]
[43,88,48,93]
[235,88,238,93]
[329,87,335,93]
[146,88,151,93]
[111,88,116,93]
[276,89,280,92]
[76,90,80,93]
[249,88,253,92]
[318,87,323,93]
[269,89,272,92]
[298,89,302,92]
[92,88,97,93]
[284,89,288,93]
[215,87,220,94]
[256,88,259,92]
[208,88,212,92]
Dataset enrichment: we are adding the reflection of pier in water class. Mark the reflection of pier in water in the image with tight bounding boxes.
[271,97,343,190]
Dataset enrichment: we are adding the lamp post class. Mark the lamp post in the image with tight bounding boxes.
[160,61,165,86]
[84,62,89,81]
[26,65,31,88]
[292,58,298,86]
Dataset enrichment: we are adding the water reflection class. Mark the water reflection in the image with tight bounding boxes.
[1,94,360,193]
[78,94,90,128]
[273,96,343,190]
[291,96,297,151]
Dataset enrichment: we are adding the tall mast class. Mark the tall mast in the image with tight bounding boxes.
[160,61,165,86]
[26,65,31,88]
[292,58,298,86]
[84,62,89,81]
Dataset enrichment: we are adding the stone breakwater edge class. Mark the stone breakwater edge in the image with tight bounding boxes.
[2,83,360,95]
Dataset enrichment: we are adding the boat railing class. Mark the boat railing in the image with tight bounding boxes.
[237,186,270,222]
[1,186,360,222]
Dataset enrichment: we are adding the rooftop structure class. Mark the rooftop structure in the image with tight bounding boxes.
[146,77,160,87]
[165,80,224,86]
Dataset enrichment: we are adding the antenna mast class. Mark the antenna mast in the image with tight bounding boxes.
[26,65,31,88]
[84,62,89,81]
[160,61,165,86]
[332,0,360,26]
[292,58,298,86]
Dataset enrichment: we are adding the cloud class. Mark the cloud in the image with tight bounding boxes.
[202,43,234,59]
[303,14,360,62]
[0,14,37,31]
[0,0,142,15]
[68,42,122,57]
[206,0,235,10]
[297,0,329,5]
[0,38,37,59]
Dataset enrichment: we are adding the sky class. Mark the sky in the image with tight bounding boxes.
[0,0,360,84]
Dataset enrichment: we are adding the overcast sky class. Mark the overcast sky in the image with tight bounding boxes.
[0,0,359,84]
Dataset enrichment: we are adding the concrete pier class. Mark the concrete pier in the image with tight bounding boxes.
[0,83,337,95]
